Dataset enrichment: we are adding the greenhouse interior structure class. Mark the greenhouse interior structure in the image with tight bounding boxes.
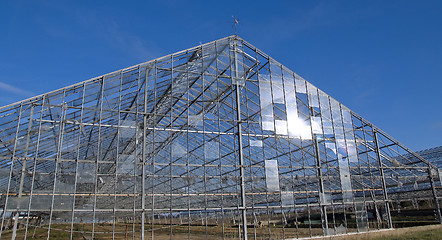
[0,35,441,239]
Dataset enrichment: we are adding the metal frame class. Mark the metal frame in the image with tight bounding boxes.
[0,35,440,239]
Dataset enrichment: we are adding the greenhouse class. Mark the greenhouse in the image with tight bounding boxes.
[0,35,441,239]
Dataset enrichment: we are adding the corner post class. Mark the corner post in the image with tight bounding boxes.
[428,167,442,223]
[373,129,393,229]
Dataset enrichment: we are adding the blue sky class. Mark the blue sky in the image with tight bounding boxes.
[0,0,441,151]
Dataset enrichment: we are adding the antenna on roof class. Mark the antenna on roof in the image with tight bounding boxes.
[232,16,239,36]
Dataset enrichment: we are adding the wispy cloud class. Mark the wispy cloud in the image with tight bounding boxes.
[31,2,163,62]
[74,12,163,62]
[100,21,161,61]
[0,81,34,97]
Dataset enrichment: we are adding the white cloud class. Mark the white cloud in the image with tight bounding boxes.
[0,81,34,97]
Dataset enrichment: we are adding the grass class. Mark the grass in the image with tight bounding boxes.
[319,224,442,240]
[2,222,441,239]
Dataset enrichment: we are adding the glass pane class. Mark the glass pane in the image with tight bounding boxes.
[281,191,294,207]
[204,140,219,160]
[295,78,306,93]
[250,140,263,147]
[275,120,288,135]
[172,142,187,157]
[265,160,280,192]
[307,82,319,107]
[120,120,136,138]
[259,75,274,131]
[189,114,203,127]
[311,116,323,134]
[272,75,284,104]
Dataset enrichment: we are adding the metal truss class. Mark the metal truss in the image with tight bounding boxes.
[0,35,440,239]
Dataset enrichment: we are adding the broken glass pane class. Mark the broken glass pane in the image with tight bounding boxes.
[336,224,347,234]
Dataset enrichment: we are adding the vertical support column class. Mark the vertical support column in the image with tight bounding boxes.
[47,92,67,239]
[0,104,23,240]
[373,129,393,229]
[12,106,34,240]
[232,37,248,240]
[313,134,328,235]
[141,67,149,239]
[428,167,442,223]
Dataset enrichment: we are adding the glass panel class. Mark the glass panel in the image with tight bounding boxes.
[319,92,333,134]
[275,120,288,135]
[265,160,280,192]
[319,192,332,205]
[311,116,323,134]
[287,118,312,140]
[30,195,52,211]
[250,139,263,147]
[271,75,284,104]
[259,75,274,131]
[281,191,294,207]
[307,82,319,107]
[355,202,368,232]
[284,73,299,138]
[118,154,135,174]
[0,168,10,178]
[326,142,337,154]
[172,142,187,157]
[338,157,353,203]
[204,140,219,160]
[295,78,307,93]
[120,120,136,139]
[77,163,96,183]
[6,196,30,211]
[341,107,358,163]
[189,114,203,126]
[439,169,442,187]
[346,141,358,163]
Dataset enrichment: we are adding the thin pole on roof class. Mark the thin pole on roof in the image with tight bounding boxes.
[232,16,239,36]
